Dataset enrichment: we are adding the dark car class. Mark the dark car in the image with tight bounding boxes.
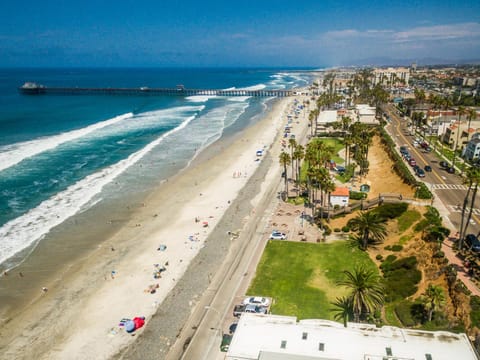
[416,168,425,177]
[465,234,480,252]
[447,167,455,174]
[221,334,232,352]
[439,161,449,168]
[424,165,432,172]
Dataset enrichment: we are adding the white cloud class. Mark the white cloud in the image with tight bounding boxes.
[393,22,480,42]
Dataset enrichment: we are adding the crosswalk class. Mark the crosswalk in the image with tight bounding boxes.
[431,183,468,191]
[447,204,480,217]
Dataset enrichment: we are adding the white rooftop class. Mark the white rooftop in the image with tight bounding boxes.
[226,314,478,360]
[317,110,338,124]
[356,104,376,116]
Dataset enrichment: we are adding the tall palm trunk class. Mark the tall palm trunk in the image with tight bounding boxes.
[463,184,478,241]
[459,184,472,249]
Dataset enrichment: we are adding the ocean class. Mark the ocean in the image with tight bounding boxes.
[0,67,314,270]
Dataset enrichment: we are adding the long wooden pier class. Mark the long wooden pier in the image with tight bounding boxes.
[18,83,293,97]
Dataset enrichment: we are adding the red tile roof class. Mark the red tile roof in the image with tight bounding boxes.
[331,187,350,197]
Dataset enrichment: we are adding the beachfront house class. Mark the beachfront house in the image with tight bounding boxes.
[329,187,349,208]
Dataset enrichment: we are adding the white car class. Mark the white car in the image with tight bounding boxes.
[270,231,287,240]
[243,296,270,307]
[244,304,268,314]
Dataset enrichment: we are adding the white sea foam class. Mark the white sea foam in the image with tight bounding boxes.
[0,113,134,173]
[237,84,266,91]
[0,113,198,266]
[185,95,218,102]
[227,96,251,102]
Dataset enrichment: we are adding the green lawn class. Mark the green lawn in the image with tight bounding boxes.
[320,138,346,165]
[246,240,377,320]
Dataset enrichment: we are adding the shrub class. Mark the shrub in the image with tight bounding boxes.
[334,228,341,232]
[470,296,480,329]
[323,225,332,236]
[376,254,383,261]
[341,225,350,232]
[371,203,408,220]
[391,244,403,252]
[395,300,417,327]
[415,182,433,199]
[414,206,442,232]
[381,256,421,301]
[433,250,445,258]
[350,191,367,200]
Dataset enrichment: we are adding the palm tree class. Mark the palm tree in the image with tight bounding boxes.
[331,296,352,327]
[466,107,477,145]
[288,138,297,182]
[458,167,480,249]
[348,211,387,250]
[336,267,384,323]
[293,144,305,186]
[452,106,466,170]
[421,284,445,322]
[308,109,318,137]
[279,151,291,197]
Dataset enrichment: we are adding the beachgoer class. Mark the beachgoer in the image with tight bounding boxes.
[42,287,48,292]
[19,272,23,277]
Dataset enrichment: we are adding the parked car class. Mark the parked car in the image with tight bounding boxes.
[233,304,247,317]
[447,167,455,174]
[439,161,449,168]
[424,165,432,172]
[424,146,432,152]
[416,168,425,177]
[244,304,268,314]
[220,334,232,352]
[465,234,480,252]
[243,296,270,307]
[409,159,417,167]
[270,231,287,240]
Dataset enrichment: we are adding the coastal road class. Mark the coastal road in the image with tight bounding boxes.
[385,104,480,237]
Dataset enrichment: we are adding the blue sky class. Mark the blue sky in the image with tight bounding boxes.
[1,0,479,67]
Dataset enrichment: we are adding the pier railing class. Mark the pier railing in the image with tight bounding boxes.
[18,83,293,97]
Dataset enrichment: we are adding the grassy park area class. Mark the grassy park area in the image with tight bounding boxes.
[246,240,377,320]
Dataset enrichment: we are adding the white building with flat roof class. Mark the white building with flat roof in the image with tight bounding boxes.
[373,67,410,86]
[352,104,378,125]
[316,110,338,133]
[226,313,478,360]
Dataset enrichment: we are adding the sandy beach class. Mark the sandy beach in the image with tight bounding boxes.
[0,92,312,359]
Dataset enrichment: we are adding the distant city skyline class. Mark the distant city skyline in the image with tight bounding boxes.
[1,0,479,67]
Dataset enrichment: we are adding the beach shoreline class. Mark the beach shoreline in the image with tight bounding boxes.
[0,90,311,359]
